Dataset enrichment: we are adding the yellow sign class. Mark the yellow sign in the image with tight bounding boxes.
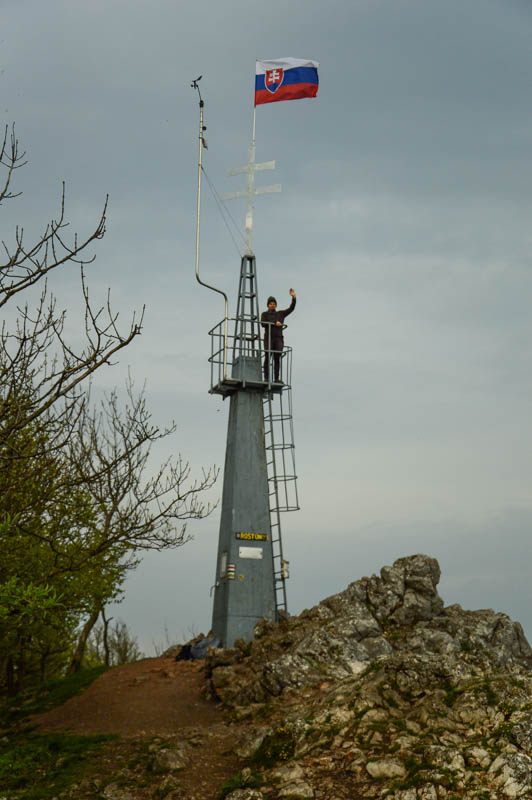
[235,532,268,541]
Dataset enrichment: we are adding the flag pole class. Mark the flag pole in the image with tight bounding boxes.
[244,101,257,255]
[252,104,256,148]
[224,67,281,256]
[252,60,257,146]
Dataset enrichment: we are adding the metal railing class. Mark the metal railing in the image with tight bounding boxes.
[208,317,293,395]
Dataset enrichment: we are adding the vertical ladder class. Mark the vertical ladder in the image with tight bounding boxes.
[263,385,299,616]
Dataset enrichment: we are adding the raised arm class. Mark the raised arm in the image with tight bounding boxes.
[282,288,297,317]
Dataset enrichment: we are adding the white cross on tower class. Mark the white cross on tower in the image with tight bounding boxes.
[222,143,281,256]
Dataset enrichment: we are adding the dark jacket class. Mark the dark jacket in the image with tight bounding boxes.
[261,297,296,344]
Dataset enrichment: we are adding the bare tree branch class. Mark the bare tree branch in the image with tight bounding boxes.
[0,126,144,451]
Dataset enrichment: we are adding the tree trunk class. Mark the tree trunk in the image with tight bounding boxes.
[5,649,26,695]
[40,645,51,683]
[15,649,26,694]
[102,608,112,667]
[67,608,100,675]
[5,656,15,696]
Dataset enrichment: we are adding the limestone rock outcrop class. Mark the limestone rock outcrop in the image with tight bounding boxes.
[206,553,532,800]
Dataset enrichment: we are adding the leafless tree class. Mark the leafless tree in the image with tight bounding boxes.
[0,125,143,457]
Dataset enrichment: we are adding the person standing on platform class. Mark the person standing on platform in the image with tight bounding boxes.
[261,288,296,382]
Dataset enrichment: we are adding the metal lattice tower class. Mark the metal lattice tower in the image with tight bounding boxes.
[209,255,298,646]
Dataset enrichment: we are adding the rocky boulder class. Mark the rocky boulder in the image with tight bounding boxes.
[206,554,532,800]
[206,554,531,707]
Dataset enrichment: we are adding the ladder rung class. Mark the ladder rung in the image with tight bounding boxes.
[263,387,298,618]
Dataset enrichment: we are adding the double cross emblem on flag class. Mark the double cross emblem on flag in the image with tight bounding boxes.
[265,68,284,94]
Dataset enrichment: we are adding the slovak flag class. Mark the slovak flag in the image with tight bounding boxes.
[255,57,319,106]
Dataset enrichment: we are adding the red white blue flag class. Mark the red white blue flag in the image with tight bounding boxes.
[255,58,319,106]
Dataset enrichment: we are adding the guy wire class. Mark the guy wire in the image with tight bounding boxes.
[201,166,246,258]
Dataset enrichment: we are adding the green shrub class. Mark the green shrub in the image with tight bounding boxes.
[251,725,296,769]
[218,770,262,799]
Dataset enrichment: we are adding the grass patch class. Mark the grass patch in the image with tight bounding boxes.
[482,680,498,707]
[0,666,108,727]
[389,756,435,791]
[217,770,262,799]
[0,730,116,799]
[390,756,459,793]
[0,668,115,800]
[443,680,462,708]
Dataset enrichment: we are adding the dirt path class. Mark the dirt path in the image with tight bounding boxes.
[30,656,247,799]
[32,657,217,736]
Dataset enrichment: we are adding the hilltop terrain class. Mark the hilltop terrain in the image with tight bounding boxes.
[8,554,532,800]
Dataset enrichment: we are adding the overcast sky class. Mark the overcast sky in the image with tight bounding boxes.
[3,0,532,653]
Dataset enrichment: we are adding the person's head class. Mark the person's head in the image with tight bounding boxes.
[267,296,277,310]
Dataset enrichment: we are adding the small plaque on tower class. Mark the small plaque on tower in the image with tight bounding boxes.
[236,532,268,541]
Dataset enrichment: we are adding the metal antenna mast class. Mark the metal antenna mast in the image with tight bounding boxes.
[191,76,229,380]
